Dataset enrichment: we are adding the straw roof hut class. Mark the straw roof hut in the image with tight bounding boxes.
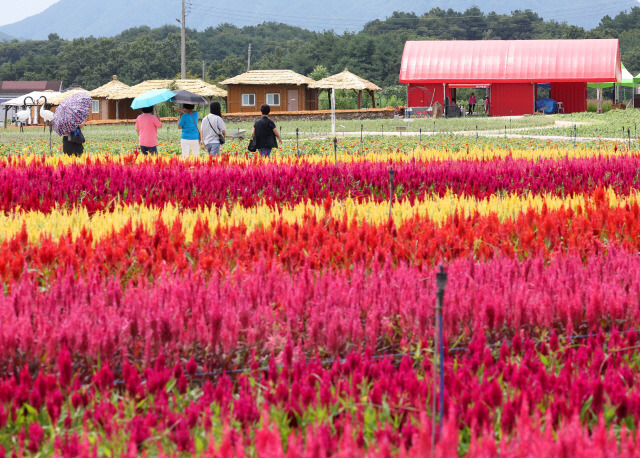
[88,75,130,98]
[220,70,318,113]
[112,79,227,100]
[85,76,132,121]
[47,89,88,106]
[220,70,315,86]
[309,68,381,109]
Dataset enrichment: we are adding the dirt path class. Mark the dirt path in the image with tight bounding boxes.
[304,129,628,143]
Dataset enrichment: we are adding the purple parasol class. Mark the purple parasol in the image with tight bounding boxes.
[52,92,92,136]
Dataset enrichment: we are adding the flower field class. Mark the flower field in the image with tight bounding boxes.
[3,138,640,455]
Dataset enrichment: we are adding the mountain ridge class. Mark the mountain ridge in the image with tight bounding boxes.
[1,0,638,41]
[0,31,17,41]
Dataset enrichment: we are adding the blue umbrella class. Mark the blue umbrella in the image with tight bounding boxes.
[131,89,176,109]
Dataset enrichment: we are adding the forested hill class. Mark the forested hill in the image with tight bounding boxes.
[2,7,640,90]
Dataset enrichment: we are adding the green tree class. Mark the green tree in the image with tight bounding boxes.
[210,53,246,81]
[308,65,328,81]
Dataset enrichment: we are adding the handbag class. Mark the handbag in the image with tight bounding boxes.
[68,128,85,144]
[206,115,225,145]
[248,137,257,152]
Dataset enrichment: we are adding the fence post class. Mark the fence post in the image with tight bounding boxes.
[388,166,394,219]
[361,124,363,144]
[476,125,478,141]
[432,264,448,448]
[333,137,337,165]
[381,124,384,138]
[629,127,632,150]
[419,128,422,142]
[296,128,299,156]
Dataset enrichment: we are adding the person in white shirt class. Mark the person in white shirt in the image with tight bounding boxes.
[200,101,226,156]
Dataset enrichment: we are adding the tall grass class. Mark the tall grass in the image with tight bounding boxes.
[587,99,612,113]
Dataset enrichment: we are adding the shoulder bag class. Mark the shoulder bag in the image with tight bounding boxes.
[68,128,85,144]
[248,137,257,152]
[206,115,225,145]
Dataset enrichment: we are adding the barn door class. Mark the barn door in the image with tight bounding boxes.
[288,90,298,111]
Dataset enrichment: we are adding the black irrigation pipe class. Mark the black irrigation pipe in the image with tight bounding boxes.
[105,327,640,386]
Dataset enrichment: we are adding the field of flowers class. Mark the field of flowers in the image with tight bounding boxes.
[2,135,640,455]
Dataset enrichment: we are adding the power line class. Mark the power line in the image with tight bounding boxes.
[189,0,637,25]
[187,1,638,34]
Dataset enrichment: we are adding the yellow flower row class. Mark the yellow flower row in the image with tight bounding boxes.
[1,188,633,244]
[5,144,633,166]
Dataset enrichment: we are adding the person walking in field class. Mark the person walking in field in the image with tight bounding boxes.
[62,123,85,157]
[175,104,200,158]
[201,101,226,156]
[468,92,476,115]
[251,104,282,157]
[135,106,162,154]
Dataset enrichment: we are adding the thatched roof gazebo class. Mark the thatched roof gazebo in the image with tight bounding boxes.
[220,70,317,112]
[106,79,227,118]
[112,79,227,100]
[309,68,381,108]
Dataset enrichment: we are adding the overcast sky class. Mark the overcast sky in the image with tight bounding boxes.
[1,0,58,26]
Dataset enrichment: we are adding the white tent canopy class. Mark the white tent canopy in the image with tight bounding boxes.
[1,91,60,107]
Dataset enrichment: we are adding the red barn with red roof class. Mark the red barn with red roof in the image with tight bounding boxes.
[399,39,620,116]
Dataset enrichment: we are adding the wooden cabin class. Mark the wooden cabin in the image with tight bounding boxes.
[220,70,318,113]
[87,75,136,121]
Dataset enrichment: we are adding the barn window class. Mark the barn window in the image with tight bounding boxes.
[266,93,280,106]
[91,100,100,113]
[242,94,255,106]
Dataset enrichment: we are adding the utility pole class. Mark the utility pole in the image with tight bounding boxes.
[180,0,186,79]
[247,43,252,72]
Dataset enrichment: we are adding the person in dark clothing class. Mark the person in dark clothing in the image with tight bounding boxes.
[468,93,476,115]
[251,104,282,157]
[62,123,85,156]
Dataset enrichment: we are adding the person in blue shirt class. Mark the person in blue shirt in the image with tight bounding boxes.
[175,104,200,158]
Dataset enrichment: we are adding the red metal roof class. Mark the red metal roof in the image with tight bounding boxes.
[399,39,621,84]
[0,81,63,94]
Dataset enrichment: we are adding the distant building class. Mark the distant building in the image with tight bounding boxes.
[220,70,318,113]
[0,80,63,124]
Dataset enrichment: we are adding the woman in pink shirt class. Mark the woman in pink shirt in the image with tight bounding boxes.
[136,106,162,154]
